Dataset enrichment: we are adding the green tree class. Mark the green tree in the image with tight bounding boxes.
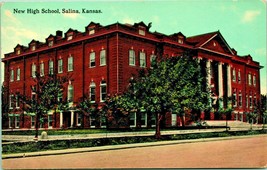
[17,73,69,139]
[107,52,210,138]
[1,84,10,128]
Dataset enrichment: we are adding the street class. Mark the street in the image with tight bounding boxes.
[2,135,267,169]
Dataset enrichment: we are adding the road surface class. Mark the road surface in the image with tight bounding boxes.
[3,135,267,169]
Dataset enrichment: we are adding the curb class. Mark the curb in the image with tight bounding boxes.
[3,134,267,159]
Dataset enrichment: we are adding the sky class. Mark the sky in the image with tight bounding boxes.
[0,0,266,94]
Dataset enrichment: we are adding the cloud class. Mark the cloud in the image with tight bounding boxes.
[242,10,260,23]
[62,12,80,19]
[255,48,266,56]
[4,10,21,24]
[122,17,135,24]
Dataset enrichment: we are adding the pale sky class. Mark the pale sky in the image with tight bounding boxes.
[1,0,266,94]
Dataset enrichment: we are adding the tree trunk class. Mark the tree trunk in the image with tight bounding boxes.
[155,113,163,139]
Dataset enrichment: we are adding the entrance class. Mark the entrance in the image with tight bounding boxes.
[63,112,71,128]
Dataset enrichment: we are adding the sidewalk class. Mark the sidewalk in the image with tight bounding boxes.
[3,134,266,159]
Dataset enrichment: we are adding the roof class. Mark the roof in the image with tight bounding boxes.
[186,31,218,47]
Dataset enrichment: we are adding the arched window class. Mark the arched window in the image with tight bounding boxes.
[100,80,107,102]
[90,82,96,103]
[67,84,73,102]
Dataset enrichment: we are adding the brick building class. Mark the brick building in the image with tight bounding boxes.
[2,21,262,129]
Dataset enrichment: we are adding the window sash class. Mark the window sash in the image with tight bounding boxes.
[150,54,156,68]
[248,74,252,85]
[32,64,36,77]
[129,50,135,66]
[40,63,44,77]
[238,93,242,107]
[90,86,96,102]
[15,116,20,128]
[253,76,256,86]
[16,68,20,80]
[48,115,53,127]
[129,112,136,127]
[58,59,63,73]
[10,70,14,82]
[232,69,236,82]
[68,56,73,71]
[90,52,96,67]
[49,61,54,75]
[15,95,20,108]
[31,116,35,128]
[100,84,107,102]
[140,52,146,67]
[9,95,15,109]
[238,71,241,82]
[67,85,74,102]
[100,50,106,66]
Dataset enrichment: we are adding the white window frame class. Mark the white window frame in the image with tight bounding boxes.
[90,52,96,68]
[129,49,135,66]
[17,49,20,55]
[89,28,95,35]
[141,112,147,127]
[248,73,252,85]
[68,55,74,71]
[139,52,146,68]
[249,94,252,108]
[246,94,248,108]
[100,80,107,102]
[58,59,63,73]
[233,91,237,107]
[100,49,106,66]
[238,92,242,108]
[90,82,96,103]
[48,40,53,47]
[15,95,20,108]
[49,60,54,75]
[90,115,96,128]
[32,63,36,78]
[238,70,241,83]
[15,116,20,128]
[9,95,14,109]
[16,68,20,81]
[31,45,36,51]
[9,116,13,128]
[253,75,256,86]
[40,62,44,77]
[130,112,136,127]
[178,38,183,44]
[67,34,73,41]
[138,29,145,36]
[10,69,14,82]
[232,69,236,82]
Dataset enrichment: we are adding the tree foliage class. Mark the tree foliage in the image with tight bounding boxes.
[106,52,210,138]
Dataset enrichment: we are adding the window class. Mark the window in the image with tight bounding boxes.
[77,113,82,126]
[89,27,95,35]
[150,54,156,68]
[90,82,96,103]
[15,95,20,108]
[49,60,54,75]
[151,114,156,127]
[68,55,73,71]
[40,63,44,77]
[141,113,147,127]
[248,73,252,85]
[139,52,146,67]
[90,52,96,67]
[129,112,136,127]
[9,116,13,128]
[232,69,236,82]
[32,63,36,77]
[178,37,183,44]
[31,86,37,100]
[139,29,145,36]
[16,68,20,81]
[100,80,107,102]
[9,95,15,109]
[100,49,106,66]
[10,69,14,82]
[48,115,53,128]
[48,40,53,47]
[17,49,20,55]
[15,116,20,128]
[233,91,237,107]
[129,49,135,66]
[253,75,256,86]
[90,115,96,128]
[238,70,241,83]
[238,92,242,108]
[254,94,257,107]
[31,45,36,51]
[31,116,35,128]
[58,59,63,73]
[249,94,252,108]
[67,34,73,41]
[67,84,74,102]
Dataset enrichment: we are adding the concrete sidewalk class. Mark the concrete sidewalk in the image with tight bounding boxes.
[3,134,266,159]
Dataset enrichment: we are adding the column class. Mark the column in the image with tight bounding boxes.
[70,111,74,127]
[218,62,223,108]
[60,111,63,128]
[227,64,232,97]
[206,60,212,106]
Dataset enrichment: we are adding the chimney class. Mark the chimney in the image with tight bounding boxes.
[56,30,63,37]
